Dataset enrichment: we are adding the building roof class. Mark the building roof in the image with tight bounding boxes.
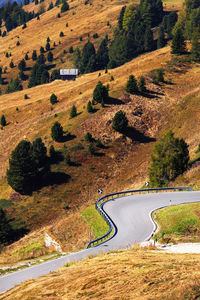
[60,69,78,76]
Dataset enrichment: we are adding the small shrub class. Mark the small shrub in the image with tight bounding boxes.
[60,31,64,37]
[24,94,28,99]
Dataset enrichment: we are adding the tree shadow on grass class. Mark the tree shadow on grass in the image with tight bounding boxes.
[62,133,76,142]
[49,151,64,164]
[124,126,156,143]
[68,161,82,167]
[106,97,124,105]
[42,172,71,186]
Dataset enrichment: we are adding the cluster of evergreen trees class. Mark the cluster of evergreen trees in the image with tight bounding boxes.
[74,37,109,74]
[0,1,35,32]
[28,54,50,87]
[107,0,163,68]
[7,138,49,194]
[73,0,177,73]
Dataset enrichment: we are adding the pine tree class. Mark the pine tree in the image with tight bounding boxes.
[1,114,6,127]
[47,51,53,62]
[40,46,45,54]
[144,26,154,52]
[96,38,109,70]
[41,70,49,84]
[87,100,93,113]
[46,42,50,51]
[80,41,96,73]
[85,132,93,142]
[25,53,29,60]
[138,76,146,92]
[32,137,49,176]
[51,122,63,142]
[50,93,58,104]
[157,25,165,49]
[32,50,37,61]
[112,110,128,132]
[149,130,189,187]
[171,28,186,55]
[157,69,164,82]
[18,59,26,71]
[93,81,108,103]
[61,0,69,13]
[7,140,37,194]
[118,6,126,30]
[126,75,138,94]
[70,105,77,118]
[191,29,200,62]
[73,47,81,69]
[9,60,14,68]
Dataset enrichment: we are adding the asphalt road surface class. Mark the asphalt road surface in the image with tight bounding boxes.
[0,191,200,294]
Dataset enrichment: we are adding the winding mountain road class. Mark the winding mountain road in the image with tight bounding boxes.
[0,190,200,294]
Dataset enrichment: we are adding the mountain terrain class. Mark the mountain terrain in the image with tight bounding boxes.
[1,0,200,297]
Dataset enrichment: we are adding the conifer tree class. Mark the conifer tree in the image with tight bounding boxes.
[149,130,189,187]
[191,29,200,62]
[18,59,26,71]
[1,114,6,127]
[87,100,93,113]
[47,51,53,62]
[32,138,49,176]
[40,46,45,54]
[171,28,186,55]
[138,76,146,92]
[46,42,50,51]
[73,47,81,69]
[7,140,37,194]
[144,26,154,51]
[51,122,63,142]
[96,38,109,70]
[112,110,128,132]
[50,93,58,104]
[93,81,108,103]
[157,25,165,49]
[118,6,126,30]
[70,105,77,118]
[9,60,14,68]
[32,50,37,61]
[61,0,69,13]
[126,75,138,94]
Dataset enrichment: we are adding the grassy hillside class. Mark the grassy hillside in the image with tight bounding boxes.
[0,0,200,268]
[1,247,200,299]
[154,203,200,243]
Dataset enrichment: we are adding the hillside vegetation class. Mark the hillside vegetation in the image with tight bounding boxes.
[1,0,200,271]
[1,247,200,299]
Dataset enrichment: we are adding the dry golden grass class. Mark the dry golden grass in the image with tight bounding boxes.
[1,247,200,299]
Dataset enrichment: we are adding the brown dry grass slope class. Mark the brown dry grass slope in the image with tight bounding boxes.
[1,247,200,299]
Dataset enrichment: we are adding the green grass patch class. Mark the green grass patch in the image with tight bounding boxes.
[81,205,109,239]
[153,203,200,243]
